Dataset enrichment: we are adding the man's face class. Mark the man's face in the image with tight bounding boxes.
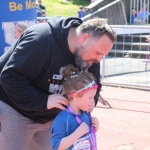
[38,0,42,4]
[74,34,113,70]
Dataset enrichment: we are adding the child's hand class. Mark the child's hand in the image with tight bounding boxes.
[75,122,89,137]
[146,37,150,43]
[91,117,99,132]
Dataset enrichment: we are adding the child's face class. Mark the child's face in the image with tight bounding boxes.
[76,89,97,112]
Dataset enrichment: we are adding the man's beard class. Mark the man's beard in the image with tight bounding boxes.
[74,47,92,71]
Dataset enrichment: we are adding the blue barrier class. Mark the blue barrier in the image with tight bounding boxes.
[0,0,37,56]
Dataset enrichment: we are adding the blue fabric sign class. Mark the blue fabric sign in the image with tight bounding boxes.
[0,0,36,56]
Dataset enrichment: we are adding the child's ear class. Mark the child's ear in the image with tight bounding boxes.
[72,93,79,100]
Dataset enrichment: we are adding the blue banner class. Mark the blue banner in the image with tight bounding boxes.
[0,0,36,56]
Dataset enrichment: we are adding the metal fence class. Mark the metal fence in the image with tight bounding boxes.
[82,0,127,25]
[101,25,150,90]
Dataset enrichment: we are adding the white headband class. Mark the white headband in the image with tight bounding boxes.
[68,81,98,96]
[76,81,96,93]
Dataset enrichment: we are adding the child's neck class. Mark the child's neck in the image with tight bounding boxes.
[69,101,82,115]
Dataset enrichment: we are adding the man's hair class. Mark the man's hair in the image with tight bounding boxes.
[76,18,117,42]
[80,5,83,9]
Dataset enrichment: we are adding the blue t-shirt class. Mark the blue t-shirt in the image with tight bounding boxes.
[138,10,149,20]
[78,10,85,18]
[131,14,137,23]
[51,110,92,150]
[37,11,42,17]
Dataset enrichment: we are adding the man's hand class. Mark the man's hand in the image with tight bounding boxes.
[47,94,69,110]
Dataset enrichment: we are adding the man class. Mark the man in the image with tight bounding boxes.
[37,0,46,10]
[78,5,85,19]
[0,16,116,150]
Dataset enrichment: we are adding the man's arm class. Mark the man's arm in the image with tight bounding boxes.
[0,26,50,112]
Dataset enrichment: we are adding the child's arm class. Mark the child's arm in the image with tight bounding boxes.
[58,122,89,150]
[91,117,99,132]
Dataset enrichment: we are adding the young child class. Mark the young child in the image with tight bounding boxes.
[51,64,99,150]
[40,10,47,23]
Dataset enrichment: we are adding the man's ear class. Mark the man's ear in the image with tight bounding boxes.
[81,33,90,44]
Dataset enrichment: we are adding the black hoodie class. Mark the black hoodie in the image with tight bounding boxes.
[0,16,101,124]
